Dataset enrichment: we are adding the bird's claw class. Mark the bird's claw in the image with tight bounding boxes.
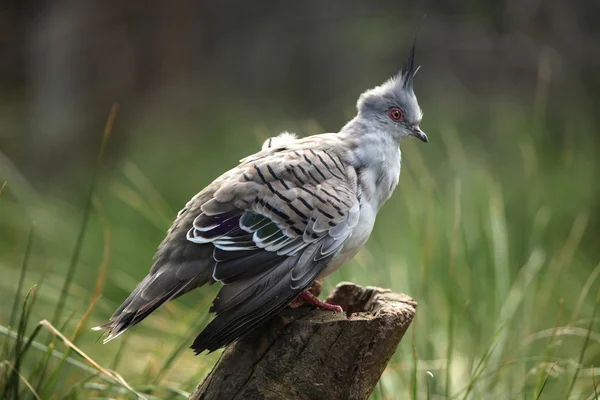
[289,290,343,312]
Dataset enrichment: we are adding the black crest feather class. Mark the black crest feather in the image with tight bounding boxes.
[400,17,425,90]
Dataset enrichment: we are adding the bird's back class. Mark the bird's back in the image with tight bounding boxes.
[96,132,364,352]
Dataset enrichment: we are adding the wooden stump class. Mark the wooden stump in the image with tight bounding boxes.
[190,282,417,400]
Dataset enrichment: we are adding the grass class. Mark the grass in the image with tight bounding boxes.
[0,84,599,398]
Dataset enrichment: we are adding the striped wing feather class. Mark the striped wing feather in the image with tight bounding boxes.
[186,146,360,353]
[97,139,360,353]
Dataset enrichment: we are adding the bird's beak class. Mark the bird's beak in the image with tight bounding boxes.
[410,126,428,143]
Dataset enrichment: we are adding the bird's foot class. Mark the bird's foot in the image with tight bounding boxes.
[289,290,343,312]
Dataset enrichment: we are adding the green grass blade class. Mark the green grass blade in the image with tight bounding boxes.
[426,371,433,400]
[0,325,111,381]
[535,362,556,400]
[161,385,190,399]
[36,308,77,396]
[40,308,85,396]
[572,262,600,323]
[459,323,505,400]
[7,225,34,335]
[540,214,588,311]
[533,299,563,396]
[38,110,116,397]
[60,372,100,400]
[1,226,34,399]
[411,323,418,400]
[590,366,598,400]
[108,334,129,371]
[566,291,600,398]
[31,336,57,395]
[14,286,37,364]
[445,307,454,398]
[38,319,148,399]
[16,286,39,400]
[51,104,117,327]
[14,324,42,365]
[498,249,545,325]
[446,179,461,399]
[153,313,210,384]
[1,360,42,400]
[2,285,37,400]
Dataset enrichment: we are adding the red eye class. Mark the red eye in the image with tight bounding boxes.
[388,107,404,122]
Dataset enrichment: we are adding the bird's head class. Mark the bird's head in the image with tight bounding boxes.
[355,35,427,143]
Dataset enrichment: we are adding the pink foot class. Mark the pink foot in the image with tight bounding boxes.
[289,290,343,312]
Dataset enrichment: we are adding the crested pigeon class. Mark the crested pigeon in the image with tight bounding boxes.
[94,39,428,354]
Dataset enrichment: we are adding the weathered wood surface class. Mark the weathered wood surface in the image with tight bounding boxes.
[190,282,417,400]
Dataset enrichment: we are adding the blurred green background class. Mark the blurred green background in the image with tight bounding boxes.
[1,2,599,399]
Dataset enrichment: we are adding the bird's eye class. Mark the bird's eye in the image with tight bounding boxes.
[388,107,404,122]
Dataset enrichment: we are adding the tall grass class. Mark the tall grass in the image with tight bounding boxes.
[0,88,598,398]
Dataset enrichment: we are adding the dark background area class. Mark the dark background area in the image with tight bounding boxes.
[1,1,599,180]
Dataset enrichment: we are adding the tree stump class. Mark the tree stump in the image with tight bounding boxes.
[189,282,417,400]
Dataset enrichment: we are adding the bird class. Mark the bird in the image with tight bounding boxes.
[94,37,428,355]
[261,131,298,150]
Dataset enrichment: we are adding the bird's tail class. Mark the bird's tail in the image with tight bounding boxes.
[93,260,212,342]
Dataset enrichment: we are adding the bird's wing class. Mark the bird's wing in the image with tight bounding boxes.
[186,143,361,353]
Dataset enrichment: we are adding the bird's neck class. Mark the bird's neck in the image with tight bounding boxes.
[339,117,402,210]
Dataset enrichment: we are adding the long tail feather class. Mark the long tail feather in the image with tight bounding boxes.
[93,259,212,342]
